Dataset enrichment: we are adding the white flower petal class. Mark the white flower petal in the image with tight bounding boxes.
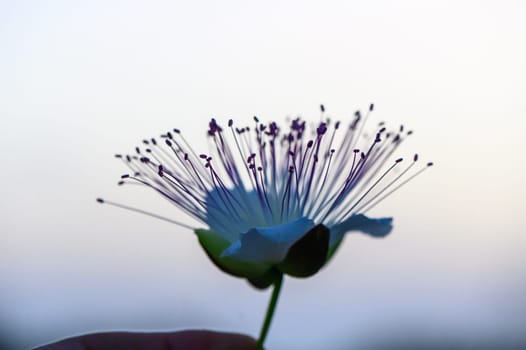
[329,214,393,247]
[205,189,267,242]
[221,217,315,263]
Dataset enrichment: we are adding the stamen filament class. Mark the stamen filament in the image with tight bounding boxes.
[361,162,433,213]
[96,198,195,230]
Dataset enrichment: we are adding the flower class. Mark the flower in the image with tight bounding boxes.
[102,104,432,288]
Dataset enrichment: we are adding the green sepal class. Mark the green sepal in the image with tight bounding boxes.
[195,229,272,279]
[326,237,344,262]
[248,267,281,290]
[277,224,330,278]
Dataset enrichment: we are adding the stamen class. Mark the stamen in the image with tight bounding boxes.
[334,157,404,223]
[258,166,274,218]
[108,105,431,237]
[361,161,434,213]
[96,198,195,230]
[354,154,419,213]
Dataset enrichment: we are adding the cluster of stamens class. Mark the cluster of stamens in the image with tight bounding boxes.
[99,104,432,237]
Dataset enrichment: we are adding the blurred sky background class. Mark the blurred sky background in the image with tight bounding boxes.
[1,1,525,349]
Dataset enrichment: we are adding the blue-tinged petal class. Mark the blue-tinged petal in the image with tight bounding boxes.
[204,189,267,242]
[221,217,315,263]
[329,214,393,247]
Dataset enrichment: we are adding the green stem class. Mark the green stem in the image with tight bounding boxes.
[256,273,284,350]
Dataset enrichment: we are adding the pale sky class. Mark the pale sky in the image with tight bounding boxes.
[1,1,525,349]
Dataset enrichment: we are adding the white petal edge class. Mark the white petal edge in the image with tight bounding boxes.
[221,217,315,263]
[329,214,393,247]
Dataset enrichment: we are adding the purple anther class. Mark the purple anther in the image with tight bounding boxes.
[317,123,327,135]
[208,118,222,136]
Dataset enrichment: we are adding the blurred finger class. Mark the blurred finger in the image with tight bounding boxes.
[35,330,257,350]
